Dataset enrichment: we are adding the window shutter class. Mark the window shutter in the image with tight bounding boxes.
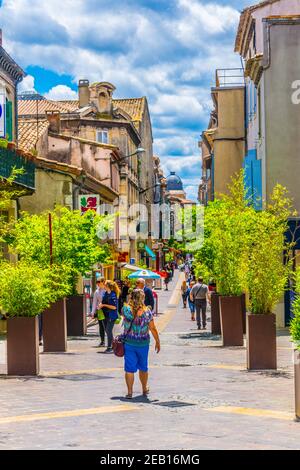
[6,100,13,141]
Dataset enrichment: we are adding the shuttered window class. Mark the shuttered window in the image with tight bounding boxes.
[5,100,13,141]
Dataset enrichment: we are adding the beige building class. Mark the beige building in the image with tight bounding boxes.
[199,69,245,203]
[18,81,155,267]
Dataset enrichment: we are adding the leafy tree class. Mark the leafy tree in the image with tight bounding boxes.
[9,207,114,293]
[0,168,26,245]
[246,185,293,315]
[291,268,300,351]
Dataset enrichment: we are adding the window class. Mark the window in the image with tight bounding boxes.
[96,129,109,144]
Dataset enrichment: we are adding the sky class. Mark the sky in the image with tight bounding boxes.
[0,0,254,200]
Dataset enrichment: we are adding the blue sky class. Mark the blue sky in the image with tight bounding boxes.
[1,0,254,200]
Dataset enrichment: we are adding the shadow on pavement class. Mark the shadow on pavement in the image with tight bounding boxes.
[111,395,159,404]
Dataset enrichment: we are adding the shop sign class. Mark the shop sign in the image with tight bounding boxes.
[79,194,99,214]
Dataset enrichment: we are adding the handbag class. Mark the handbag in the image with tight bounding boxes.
[97,309,105,321]
[112,318,134,358]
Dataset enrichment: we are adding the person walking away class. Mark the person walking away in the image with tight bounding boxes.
[187,281,196,321]
[122,289,160,399]
[136,278,154,312]
[90,277,106,347]
[181,280,188,308]
[190,277,210,330]
[164,270,171,291]
[99,281,120,353]
[119,280,130,313]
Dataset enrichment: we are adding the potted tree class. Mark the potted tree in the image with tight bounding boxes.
[246,185,293,370]
[9,206,113,337]
[209,174,250,347]
[0,262,52,376]
[42,264,72,353]
[290,272,300,420]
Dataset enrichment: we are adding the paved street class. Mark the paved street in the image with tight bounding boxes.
[0,271,299,450]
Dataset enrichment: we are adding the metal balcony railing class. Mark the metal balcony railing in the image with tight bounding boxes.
[215,68,245,88]
[0,147,35,190]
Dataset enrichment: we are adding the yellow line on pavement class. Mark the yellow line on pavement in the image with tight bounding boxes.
[206,364,246,371]
[0,405,139,425]
[207,406,294,421]
[44,367,124,377]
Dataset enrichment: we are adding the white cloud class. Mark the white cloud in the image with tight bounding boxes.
[1,0,242,199]
[44,85,77,101]
[18,74,36,93]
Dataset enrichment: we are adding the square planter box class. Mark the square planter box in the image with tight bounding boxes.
[7,316,39,376]
[66,295,87,337]
[43,298,67,353]
[219,295,244,347]
[211,293,221,335]
[246,313,277,370]
[295,350,300,420]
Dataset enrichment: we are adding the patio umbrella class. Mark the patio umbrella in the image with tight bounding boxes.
[128,269,161,280]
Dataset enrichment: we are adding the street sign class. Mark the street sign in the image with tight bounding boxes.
[0,93,6,139]
[79,194,99,214]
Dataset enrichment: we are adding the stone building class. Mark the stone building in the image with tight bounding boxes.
[18,81,155,268]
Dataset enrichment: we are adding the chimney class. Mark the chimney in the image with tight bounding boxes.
[46,110,61,134]
[78,79,90,108]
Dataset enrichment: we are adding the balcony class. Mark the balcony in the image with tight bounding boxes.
[215,68,245,88]
[0,146,35,190]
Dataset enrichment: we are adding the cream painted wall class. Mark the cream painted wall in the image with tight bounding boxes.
[19,169,73,214]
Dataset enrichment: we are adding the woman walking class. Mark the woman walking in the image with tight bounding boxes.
[181,280,188,308]
[99,280,120,354]
[122,289,160,399]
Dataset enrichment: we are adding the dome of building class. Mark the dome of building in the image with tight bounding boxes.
[166,172,183,191]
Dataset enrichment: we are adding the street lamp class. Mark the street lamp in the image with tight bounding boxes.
[111,147,145,165]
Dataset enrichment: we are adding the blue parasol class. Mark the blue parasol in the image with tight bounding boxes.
[128,269,161,280]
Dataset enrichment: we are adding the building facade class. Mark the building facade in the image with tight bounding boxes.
[199,68,245,204]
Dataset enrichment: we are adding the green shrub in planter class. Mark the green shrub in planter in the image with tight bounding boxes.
[0,262,52,317]
[291,269,300,351]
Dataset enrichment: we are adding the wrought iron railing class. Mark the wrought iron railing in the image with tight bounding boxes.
[215,68,245,88]
[0,147,35,190]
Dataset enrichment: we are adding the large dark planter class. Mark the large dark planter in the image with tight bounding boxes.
[246,313,277,370]
[294,350,300,420]
[211,293,221,335]
[66,295,86,337]
[7,316,39,376]
[43,298,67,352]
[219,295,244,347]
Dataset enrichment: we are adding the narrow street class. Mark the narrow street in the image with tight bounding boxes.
[0,270,298,450]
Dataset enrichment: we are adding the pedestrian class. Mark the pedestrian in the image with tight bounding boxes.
[163,271,171,291]
[98,280,120,353]
[119,279,130,313]
[90,277,106,347]
[190,277,210,330]
[135,278,155,312]
[181,280,188,308]
[187,281,196,321]
[122,288,160,399]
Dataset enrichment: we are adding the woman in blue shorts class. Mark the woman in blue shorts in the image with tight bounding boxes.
[122,289,160,399]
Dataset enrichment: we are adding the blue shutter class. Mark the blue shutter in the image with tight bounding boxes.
[252,159,262,210]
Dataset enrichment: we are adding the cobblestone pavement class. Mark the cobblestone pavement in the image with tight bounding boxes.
[0,271,299,450]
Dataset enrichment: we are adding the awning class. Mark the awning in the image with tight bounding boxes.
[144,245,156,260]
[120,263,142,272]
